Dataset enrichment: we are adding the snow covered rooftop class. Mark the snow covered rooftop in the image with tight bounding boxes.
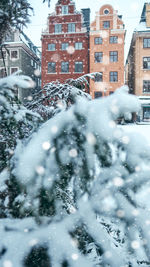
[135,21,150,32]
[20,31,41,58]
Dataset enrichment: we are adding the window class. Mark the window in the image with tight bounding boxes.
[75,42,83,50]
[62,5,68,14]
[143,80,150,93]
[10,67,18,74]
[0,51,6,59]
[104,9,109,15]
[103,21,110,29]
[55,24,62,33]
[110,36,118,43]
[75,62,83,73]
[31,59,34,66]
[61,62,69,73]
[94,91,102,98]
[143,57,150,69]
[48,43,56,51]
[143,38,150,48]
[68,23,75,33]
[110,71,118,82]
[5,34,12,42]
[11,50,18,59]
[110,51,118,62]
[109,91,114,95]
[94,72,103,82]
[143,107,150,120]
[95,52,103,63]
[61,43,69,50]
[0,68,6,78]
[94,37,103,45]
[48,62,56,73]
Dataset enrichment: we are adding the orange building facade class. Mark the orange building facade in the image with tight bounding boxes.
[90,5,125,98]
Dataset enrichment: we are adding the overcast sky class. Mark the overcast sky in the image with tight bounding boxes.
[24,0,147,59]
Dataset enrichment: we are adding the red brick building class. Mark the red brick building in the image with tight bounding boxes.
[41,0,90,87]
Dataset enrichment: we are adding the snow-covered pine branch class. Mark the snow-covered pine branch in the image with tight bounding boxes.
[0,86,149,266]
[26,79,91,120]
[0,73,42,171]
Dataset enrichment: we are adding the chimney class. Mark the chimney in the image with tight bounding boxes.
[146,3,150,28]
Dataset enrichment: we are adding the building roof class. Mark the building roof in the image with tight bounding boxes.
[135,3,150,32]
[20,31,41,59]
[140,3,147,23]
[3,29,41,60]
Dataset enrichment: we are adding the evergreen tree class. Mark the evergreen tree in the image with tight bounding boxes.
[0,0,50,45]
[1,86,150,266]
[0,72,42,171]
[26,74,93,120]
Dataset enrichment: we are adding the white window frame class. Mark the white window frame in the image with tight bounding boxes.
[62,5,68,15]
[10,67,19,75]
[31,59,34,66]
[0,67,7,78]
[75,62,83,73]
[48,62,56,73]
[61,62,69,73]
[75,42,83,50]
[48,43,56,51]
[61,43,69,50]
[0,50,7,60]
[68,23,76,33]
[10,49,19,60]
[55,24,62,34]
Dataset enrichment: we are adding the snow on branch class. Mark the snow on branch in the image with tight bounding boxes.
[2,85,149,266]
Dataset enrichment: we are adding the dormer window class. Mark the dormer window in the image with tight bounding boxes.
[62,5,68,15]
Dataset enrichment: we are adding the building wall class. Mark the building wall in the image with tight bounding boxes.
[126,3,150,121]
[0,29,41,102]
[41,0,89,87]
[90,4,125,98]
[134,33,150,96]
[126,33,150,97]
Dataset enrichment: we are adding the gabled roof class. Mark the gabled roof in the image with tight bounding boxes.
[56,0,74,5]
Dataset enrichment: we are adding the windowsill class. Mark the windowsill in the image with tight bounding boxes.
[110,81,118,83]
[143,69,150,71]
[60,72,71,74]
[47,72,57,74]
[143,92,150,94]
[10,58,19,60]
[47,50,56,52]
[74,72,84,74]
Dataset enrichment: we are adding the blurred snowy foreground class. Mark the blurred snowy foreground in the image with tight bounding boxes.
[1,84,150,266]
